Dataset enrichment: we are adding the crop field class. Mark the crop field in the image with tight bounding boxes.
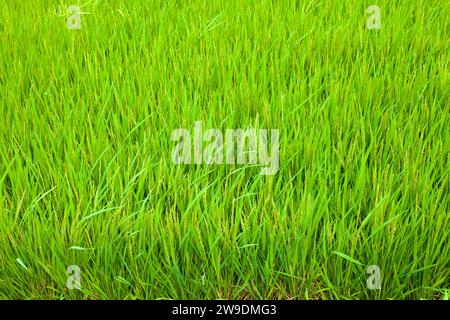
[0,0,448,299]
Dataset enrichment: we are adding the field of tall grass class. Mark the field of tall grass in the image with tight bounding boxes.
[0,0,448,299]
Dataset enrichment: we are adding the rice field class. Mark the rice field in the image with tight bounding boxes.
[0,0,448,299]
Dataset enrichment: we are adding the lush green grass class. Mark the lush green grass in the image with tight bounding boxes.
[0,0,448,299]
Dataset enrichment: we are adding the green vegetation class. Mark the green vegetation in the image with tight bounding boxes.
[0,0,448,299]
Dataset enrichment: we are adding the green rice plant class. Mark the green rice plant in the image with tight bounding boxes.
[0,0,448,299]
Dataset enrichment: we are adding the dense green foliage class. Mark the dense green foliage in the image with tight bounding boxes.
[0,0,448,299]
